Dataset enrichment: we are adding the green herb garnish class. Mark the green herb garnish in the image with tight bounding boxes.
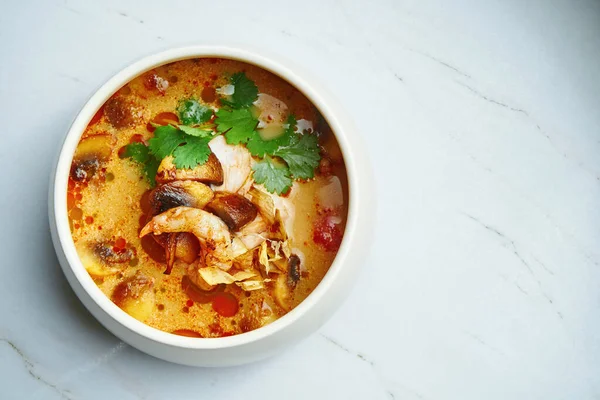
[121,142,161,186]
[177,98,213,125]
[149,125,212,170]
[273,133,320,179]
[246,115,297,157]
[172,136,212,169]
[215,108,259,145]
[124,72,321,194]
[178,124,214,138]
[220,72,258,109]
[252,155,293,195]
[148,125,187,160]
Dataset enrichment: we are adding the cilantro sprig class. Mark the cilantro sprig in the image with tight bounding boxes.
[220,72,258,109]
[252,156,293,195]
[273,133,320,180]
[123,72,322,194]
[215,108,258,145]
[120,142,160,186]
[213,73,322,194]
[177,98,212,125]
[246,115,297,157]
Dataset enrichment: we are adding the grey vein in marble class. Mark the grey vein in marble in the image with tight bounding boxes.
[455,81,527,115]
[463,214,565,321]
[1,338,73,399]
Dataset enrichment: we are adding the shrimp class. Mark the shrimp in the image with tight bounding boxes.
[140,206,245,271]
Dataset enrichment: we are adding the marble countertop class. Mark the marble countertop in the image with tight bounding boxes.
[1,0,599,398]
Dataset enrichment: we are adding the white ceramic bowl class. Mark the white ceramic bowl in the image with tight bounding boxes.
[49,45,373,367]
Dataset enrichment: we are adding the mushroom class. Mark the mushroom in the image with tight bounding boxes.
[149,180,214,216]
[94,242,134,264]
[287,254,301,287]
[70,134,114,181]
[104,96,135,129]
[111,271,155,321]
[205,192,258,231]
[155,154,223,185]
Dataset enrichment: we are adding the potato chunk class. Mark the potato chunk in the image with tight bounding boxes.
[205,192,258,231]
[155,154,223,185]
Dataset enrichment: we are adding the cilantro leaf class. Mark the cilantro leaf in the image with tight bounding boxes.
[215,108,258,144]
[122,142,150,163]
[246,115,297,157]
[148,125,187,159]
[172,136,212,169]
[252,156,293,195]
[226,72,258,109]
[143,156,161,187]
[177,98,213,125]
[274,134,321,179]
[121,143,160,186]
[178,124,214,138]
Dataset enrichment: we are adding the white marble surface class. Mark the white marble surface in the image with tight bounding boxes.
[1,0,599,398]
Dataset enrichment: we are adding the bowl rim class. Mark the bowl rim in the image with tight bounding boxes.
[52,45,362,350]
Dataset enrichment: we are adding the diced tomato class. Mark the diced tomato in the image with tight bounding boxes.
[172,329,203,338]
[212,293,239,317]
[147,112,179,132]
[181,276,218,304]
[67,192,76,210]
[313,216,343,252]
[89,105,104,126]
[114,237,127,249]
[130,134,145,144]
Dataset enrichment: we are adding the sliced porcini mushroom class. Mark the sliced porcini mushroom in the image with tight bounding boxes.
[149,180,214,216]
[287,254,301,287]
[155,154,223,185]
[70,159,100,182]
[111,271,155,321]
[78,246,119,277]
[70,134,115,181]
[205,192,258,231]
[94,242,134,264]
[74,134,114,162]
[78,241,134,277]
[273,273,292,311]
[104,96,135,128]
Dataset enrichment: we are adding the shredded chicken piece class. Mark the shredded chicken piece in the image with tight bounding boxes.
[209,135,252,194]
[235,214,268,249]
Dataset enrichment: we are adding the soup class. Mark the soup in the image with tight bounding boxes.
[68,58,348,337]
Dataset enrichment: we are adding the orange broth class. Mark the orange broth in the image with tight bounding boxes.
[68,58,348,337]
